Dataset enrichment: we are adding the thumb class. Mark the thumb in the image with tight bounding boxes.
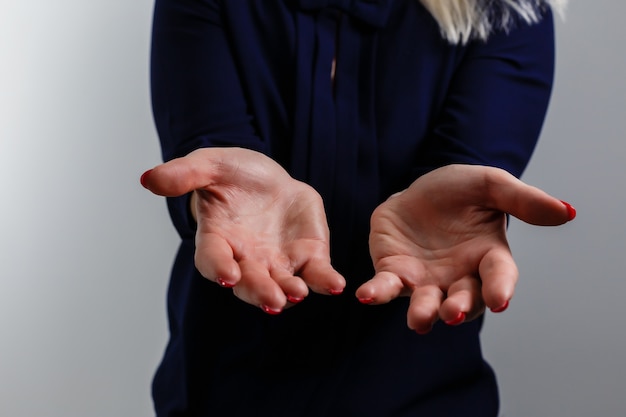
[139,148,230,197]
[486,169,576,226]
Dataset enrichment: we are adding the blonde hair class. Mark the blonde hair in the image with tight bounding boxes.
[419,0,568,44]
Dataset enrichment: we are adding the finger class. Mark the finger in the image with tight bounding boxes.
[233,260,287,314]
[355,271,405,304]
[140,148,267,197]
[439,276,485,325]
[194,233,241,288]
[140,155,219,197]
[296,257,346,296]
[269,268,309,304]
[407,285,444,334]
[286,241,345,295]
[479,246,518,313]
[483,168,576,226]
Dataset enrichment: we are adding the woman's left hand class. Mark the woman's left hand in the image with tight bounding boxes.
[356,164,576,334]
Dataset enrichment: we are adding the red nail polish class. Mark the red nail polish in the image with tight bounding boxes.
[560,200,577,221]
[491,300,509,313]
[328,288,343,296]
[415,326,432,335]
[140,169,153,188]
[358,297,374,305]
[444,311,466,326]
[261,305,282,315]
[287,295,304,304]
[217,277,235,288]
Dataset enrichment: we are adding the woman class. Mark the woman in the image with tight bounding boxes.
[141,0,574,415]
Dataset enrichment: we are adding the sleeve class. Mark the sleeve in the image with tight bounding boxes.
[414,9,556,179]
[150,0,267,239]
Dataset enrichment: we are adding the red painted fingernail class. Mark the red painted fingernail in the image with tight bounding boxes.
[358,297,374,305]
[491,300,510,313]
[328,288,343,296]
[415,326,432,335]
[287,295,304,304]
[140,169,153,188]
[216,277,235,288]
[444,311,466,326]
[261,305,282,315]
[560,200,577,221]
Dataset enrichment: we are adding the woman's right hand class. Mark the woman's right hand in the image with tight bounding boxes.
[140,147,345,314]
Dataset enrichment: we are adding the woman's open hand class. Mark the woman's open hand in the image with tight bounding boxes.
[356,164,576,333]
[141,147,345,314]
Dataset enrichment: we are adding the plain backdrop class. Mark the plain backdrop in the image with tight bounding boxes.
[0,1,624,416]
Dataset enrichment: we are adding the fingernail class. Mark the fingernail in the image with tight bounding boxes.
[491,300,510,313]
[560,200,577,221]
[287,295,304,304]
[444,311,466,326]
[140,169,153,188]
[328,288,343,296]
[261,305,282,315]
[358,297,374,305]
[415,326,432,335]
[216,277,235,288]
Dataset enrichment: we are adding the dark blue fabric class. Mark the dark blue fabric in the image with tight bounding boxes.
[298,0,393,28]
[149,1,555,415]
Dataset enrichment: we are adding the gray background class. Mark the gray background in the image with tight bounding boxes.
[0,1,623,416]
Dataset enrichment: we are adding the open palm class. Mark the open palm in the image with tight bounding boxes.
[141,147,345,314]
[356,165,575,333]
